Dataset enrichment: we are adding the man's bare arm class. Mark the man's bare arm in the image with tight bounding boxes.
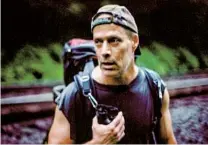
[160,88,177,144]
[48,106,125,144]
[48,106,74,144]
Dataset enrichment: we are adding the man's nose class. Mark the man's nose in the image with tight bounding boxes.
[101,41,111,58]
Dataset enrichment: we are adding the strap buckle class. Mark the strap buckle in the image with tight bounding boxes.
[81,75,98,108]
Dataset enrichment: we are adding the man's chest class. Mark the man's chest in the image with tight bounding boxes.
[95,87,154,133]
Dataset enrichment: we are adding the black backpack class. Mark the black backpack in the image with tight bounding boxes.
[53,38,164,144]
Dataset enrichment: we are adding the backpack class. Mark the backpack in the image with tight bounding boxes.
[53,38,164,144]
[52,38,97,101]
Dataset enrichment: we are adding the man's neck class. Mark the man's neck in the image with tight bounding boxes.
[92,64,139,85]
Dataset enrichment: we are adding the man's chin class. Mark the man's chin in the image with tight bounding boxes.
[101,68,120,77]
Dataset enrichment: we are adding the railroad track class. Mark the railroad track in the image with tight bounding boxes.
[1,74,208,124]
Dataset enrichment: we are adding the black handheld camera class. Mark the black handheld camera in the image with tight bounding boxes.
[96,104,119,125]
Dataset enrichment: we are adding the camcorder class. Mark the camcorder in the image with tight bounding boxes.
[96,104,119,125]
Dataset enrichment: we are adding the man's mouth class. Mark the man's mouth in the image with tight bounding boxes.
[101,62,116,70]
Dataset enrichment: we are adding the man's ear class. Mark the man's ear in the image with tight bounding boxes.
[132,34,139,52]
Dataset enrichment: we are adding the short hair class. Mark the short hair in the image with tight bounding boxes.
[125,28,138,39]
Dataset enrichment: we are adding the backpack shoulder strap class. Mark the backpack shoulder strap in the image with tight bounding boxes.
[141,67,163,143]
[142,67,163,119]
[54,57,97,115]
[73,59,98,108]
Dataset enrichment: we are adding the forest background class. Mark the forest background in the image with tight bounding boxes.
[2,0,208,85]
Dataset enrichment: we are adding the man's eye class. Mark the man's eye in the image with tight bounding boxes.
[109,38,121,44]
[94,40,102,45]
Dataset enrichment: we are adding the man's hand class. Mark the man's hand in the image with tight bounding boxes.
[90,111,125,144]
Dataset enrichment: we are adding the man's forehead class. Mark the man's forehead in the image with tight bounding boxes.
[93,23,127,39]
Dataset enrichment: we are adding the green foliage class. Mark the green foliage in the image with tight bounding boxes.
[1,41,203,85]
[136,42,201,76]
[151,42,179,75]
[136,47,168,75]
[136,42,179,75]
[48,43,63,63]
[201,54,208,67]
[178,47,199,69]
[2,43,63,85]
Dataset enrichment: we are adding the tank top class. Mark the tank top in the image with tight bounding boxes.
[59,67,166,143]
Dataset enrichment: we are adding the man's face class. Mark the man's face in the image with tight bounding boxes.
[93,22,135,78]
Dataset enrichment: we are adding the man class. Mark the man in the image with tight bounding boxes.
[48,4,177,144]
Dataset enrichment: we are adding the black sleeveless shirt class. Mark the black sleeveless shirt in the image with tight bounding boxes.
[59,67,166,144]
